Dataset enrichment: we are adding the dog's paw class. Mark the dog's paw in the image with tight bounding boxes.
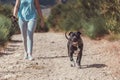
[70,61,75,67]
[76,63,81,69]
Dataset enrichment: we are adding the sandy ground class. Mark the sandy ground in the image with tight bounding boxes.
[0,32,120,80]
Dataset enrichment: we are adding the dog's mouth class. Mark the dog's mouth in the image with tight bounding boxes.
[72,42,78,46]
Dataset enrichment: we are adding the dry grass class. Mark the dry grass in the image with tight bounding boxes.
[107,34,120,41]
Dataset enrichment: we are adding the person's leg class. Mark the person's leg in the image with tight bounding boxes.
[18,18,28,59]
[27,19,37,60]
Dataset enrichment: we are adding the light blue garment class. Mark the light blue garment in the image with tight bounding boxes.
[18,18,37,54]
[18,0,37,21]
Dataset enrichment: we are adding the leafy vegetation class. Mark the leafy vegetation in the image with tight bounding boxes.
[100,0,120,34]
[0,15,13,46]
[0,4,17,48]
[48,0,120,39]
[36,17,49,32]
[0,4,13,17]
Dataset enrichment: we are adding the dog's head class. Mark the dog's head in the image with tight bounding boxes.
[68,31,81,46]
[69,31,81,42]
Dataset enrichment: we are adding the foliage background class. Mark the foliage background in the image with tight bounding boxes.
[47,0,120,38]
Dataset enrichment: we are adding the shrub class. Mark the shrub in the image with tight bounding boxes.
[0,15,14,46]
[0,4,13,17]
[47,0,120,39]
[35,17,49,32]
[81,17,106,39]
[99,0,120,34]
[59,10,82,31]
[47,4,65,31]
[47,0,80,31]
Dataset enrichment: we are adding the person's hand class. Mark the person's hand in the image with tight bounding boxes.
[40,20,45,28]
[11,15,18,22]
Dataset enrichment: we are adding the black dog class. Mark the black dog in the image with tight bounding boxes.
[65,31,83,68]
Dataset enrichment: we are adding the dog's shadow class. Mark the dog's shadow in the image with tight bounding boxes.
[81,64,107,69]
[0,52,13,57]
[37,56,68,59]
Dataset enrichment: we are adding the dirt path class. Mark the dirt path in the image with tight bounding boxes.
[0,32,120,80]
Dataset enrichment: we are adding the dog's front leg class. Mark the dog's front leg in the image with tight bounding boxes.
[69,48,75,67]
[76,44,83,68]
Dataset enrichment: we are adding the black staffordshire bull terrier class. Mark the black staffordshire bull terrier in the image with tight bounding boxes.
[65,31,83,68]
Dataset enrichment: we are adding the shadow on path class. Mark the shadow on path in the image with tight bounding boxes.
[37,55,68,59]
[0,40,22,57]
[10,40,22,43]
[81,64,107,69]
[0,52,13,57]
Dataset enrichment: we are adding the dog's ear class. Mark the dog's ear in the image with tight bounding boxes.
[77,31,81,36]
[69,32,73,36]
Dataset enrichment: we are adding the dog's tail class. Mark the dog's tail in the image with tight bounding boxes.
[65,32,69,40]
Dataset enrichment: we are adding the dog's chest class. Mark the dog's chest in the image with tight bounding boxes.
[74,46,80,54]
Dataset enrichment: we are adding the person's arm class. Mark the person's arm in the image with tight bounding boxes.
[34,0,44,27]
[13,0,20,17]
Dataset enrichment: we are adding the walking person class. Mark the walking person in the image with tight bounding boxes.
[13,0,44,60]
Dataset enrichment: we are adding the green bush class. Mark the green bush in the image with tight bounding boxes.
[47,4,65,31]
[0,4,13,17]
[36,17,49,32]
[99,0,120,34]
[47,0,120,39]
[81,17,106,39]
[0,15,14,46]
[0,4,20,34]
